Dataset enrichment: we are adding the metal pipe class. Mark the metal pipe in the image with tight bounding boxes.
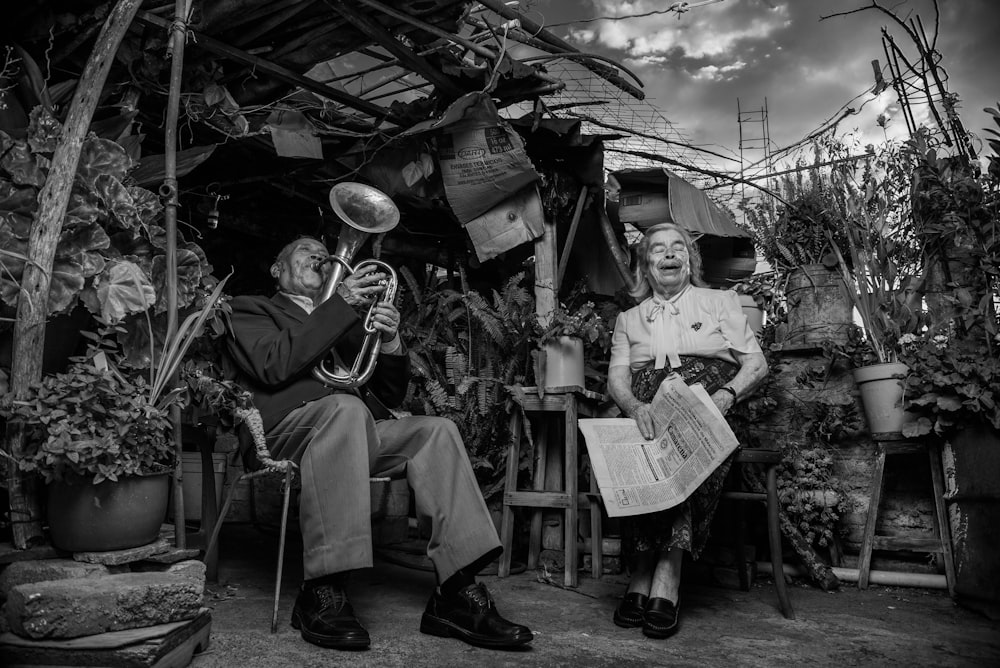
[757,561,948,590]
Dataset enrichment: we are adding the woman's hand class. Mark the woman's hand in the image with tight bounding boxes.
[630,403,656,440]
[711,389,737,416]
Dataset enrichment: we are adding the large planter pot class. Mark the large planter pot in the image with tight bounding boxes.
[780,264,853,347]
[738,294,764,336]
[541,335,585,388]
[47,472,170,552]
[945,425,1000,614]
[852,362,915,437]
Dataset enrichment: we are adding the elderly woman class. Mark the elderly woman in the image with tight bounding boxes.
[607,222,767,639]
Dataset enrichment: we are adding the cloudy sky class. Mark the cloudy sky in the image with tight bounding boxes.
[513,0,1000,174]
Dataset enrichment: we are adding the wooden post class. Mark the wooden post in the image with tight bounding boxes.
[4,0,144,549]
[532,188,563,554]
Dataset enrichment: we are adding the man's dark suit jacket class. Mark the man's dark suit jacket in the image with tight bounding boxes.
[226,292,410,433]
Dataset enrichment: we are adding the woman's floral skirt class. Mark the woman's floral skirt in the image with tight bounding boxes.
[622,356,738,561]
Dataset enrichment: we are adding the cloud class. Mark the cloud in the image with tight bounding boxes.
[692,61,748,82]
[572,1,790,65]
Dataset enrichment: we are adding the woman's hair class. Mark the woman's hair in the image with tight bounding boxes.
[629,222,707,300]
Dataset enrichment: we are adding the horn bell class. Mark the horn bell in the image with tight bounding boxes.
[329,182,400,235]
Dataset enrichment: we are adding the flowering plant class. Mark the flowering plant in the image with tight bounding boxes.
[534,301,610,348]
[899,328,1000,437]
[827,141,924,366]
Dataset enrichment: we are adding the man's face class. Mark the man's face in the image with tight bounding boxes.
[272,238,329,300]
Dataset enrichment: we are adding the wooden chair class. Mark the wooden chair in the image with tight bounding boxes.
[203,425,390,633]
[721,448,795,619]
[204,426,298,633]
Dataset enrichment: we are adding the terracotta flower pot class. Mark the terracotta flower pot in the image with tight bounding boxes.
[47,473,169,552]
[852,362,914,437]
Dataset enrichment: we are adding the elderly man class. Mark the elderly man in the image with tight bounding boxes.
[226,236,532,651]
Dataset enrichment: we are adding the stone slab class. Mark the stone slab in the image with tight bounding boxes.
[6,572,203,640]
[165,561,206,582]
[0,608,211,667]
[0,560,114,600]
[0,543,60,565]
[140,549,201,565]
[73,539,172,566]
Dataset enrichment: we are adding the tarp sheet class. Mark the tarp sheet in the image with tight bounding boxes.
[611,168,749,239]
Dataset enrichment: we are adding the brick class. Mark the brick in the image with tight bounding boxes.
[0,559,116,600]
[5,571,203,640]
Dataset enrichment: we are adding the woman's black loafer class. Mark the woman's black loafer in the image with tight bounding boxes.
[642,596,680,639]
[613,592,649,628]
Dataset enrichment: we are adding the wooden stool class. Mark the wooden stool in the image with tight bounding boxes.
[498,385,604,587]
[722,448,795,619]
[857,436,956,595]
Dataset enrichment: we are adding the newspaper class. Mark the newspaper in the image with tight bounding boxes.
[578,374,739,517]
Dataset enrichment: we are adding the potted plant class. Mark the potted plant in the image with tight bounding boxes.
[533,299,610,390]
[0,274,229,552]
[895,112,1000,613]
[730,272,777,336]
[742,150,854,348]
[825,142,925,436]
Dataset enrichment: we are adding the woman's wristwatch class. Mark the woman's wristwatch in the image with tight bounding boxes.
[719,386,738,401]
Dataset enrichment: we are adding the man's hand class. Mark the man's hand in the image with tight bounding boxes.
[368,302,400,340]
[336,263,388,307]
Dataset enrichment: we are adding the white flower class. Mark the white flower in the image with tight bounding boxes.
[932,335,949,350]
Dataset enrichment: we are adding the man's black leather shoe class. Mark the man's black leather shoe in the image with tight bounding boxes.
[420,583,533,649]
[290,583,370,650]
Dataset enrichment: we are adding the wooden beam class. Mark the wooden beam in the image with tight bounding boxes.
[6,0,145,549]
[355,0,498,61]
[557,186,589,289]
[135,11,394,123]
[232,0,316,47]
[325,0,463,98]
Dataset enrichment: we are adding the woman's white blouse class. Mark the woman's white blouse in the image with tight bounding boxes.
[609,287,762,371]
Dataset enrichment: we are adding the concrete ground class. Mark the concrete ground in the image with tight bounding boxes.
[192,524,999,668]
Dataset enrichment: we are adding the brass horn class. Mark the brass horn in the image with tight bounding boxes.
[312,182,400,389]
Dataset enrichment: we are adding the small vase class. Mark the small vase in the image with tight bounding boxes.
[852,362,914,437]
[542,336,585,389]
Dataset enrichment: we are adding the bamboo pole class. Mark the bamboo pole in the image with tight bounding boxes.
[163,0,191,550]
[4,0,144,549]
